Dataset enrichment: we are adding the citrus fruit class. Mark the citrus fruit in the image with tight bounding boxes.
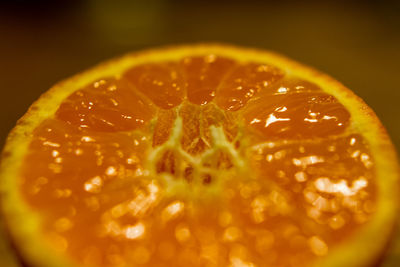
[0,44,399,267]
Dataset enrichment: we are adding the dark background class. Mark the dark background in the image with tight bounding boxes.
[0,0,399,266]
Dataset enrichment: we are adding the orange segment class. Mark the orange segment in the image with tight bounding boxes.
[56,78,155,132]
[228,135,377,267]
[20,119,151,264]
[21,118,149,207]
[215,63,284,111]
[1,45,398,267]
[250,134,377,225]
[243,78,350,138]
[245,135,377,265]
[180,55,236,105]
[123,62,185,109]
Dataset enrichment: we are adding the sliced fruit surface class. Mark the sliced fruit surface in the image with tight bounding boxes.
[0,44,398,267]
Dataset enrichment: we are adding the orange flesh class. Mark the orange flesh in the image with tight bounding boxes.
[20,55,377,267]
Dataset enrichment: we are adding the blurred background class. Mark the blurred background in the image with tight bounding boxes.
[0,0,399,266]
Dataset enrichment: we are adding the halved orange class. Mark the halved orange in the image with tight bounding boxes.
[1,44,399,267]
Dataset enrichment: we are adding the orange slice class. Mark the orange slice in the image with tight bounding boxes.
[1,44,399,267]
